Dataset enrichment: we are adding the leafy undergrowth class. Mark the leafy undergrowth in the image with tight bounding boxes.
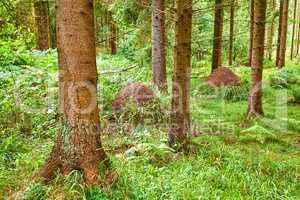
[0,49,299,199]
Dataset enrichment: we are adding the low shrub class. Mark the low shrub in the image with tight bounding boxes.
[23,184,47,200]
[197,82,249,102]
[219,83,249,102]
[291,86,300,103]
[269,68,298,89]
[115,98,167,126]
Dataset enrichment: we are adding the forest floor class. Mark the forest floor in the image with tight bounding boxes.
[0,49,300,199]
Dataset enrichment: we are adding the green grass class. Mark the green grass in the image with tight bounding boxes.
[0,49,299,199]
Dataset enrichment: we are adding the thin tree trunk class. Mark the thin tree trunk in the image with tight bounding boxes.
[33,0,51,50]
[109,12,117,55]
[247,0,267,117]
[100,12,104,49]
[297,10,300,55]
[211,0,223,72]
[229,0,235,66]
[291,0,298,60]
[169,0,192,147]
[295,0,300,56]
[248,0,254,66]
[38,0,108,184]
[104,10,109,52]
[48,0,57,49]
[276,0,283,66]
[276,0,289,68]
[152,0,167,91]
[266,0,276,60]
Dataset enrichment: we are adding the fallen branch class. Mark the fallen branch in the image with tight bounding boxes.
[99,64,139,75]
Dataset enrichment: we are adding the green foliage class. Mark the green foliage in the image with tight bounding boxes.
[219,83,249,102]
[0,40,33,67]
[124,143,174,165]
[291,86,300,103]
[0,22,34,48]
[240,124,276,144]
[269,68,298,89]
[1,2,300,198]
[197,83,216,95]
[263,59,276,69]
[23,184,47,200]
[197,83,249,102]
[115,99,167,127]
[0,45,299,199]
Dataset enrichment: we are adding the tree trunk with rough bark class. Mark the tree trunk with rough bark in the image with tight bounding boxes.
[109,12,117,55]
[248,0,254,66]
[152,0,167,91]
[229,0,235,66]
[276,0,289,68]
[211,0,223,72]
[247,0,267,117]
[266,0,276,60]
[33,0,51,50]
[291,0,298,60]
[37,0,108,184]
[169,0,192,148]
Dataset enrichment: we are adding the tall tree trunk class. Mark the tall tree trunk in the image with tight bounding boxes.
[104,10,109,52]
[266,0,276,60]
[109,12,117,55]
[248,0,254,66]
[38,0,108,184]
[276,0,289,68]
[291,0,298,59]
[152,0,167,91]
[276,0,283,65]
[297,10,300,56]
[211,0,223,72]
[99,11,104,50]
[229,0,235,66]
[16,0,34,29]
[48,0,57,49]
[169,0,192,147]
[33,0,51,50]
[247,0,267,117]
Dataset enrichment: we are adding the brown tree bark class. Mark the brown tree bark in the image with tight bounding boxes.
[276,0,289,68]
[297,11,300,56]
[291,0,298,60]
[229,0,235,66]
[152,0,167,91]
[102,9,109,52]
[276,0,283,65]
[211,0,223,72]
[247,0,267,117]
[248,0,254,66]
[38,0,108,184]
[266,0,276,60]
[16,0,34,29]
[48,0,57,49]
[169,0,192,147]
[33,0,51,50]
[296,13,300,56]
[109,11,117,55]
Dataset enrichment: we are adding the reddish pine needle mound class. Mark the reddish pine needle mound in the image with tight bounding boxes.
[112,83,156,111]
[204,67,241,87]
